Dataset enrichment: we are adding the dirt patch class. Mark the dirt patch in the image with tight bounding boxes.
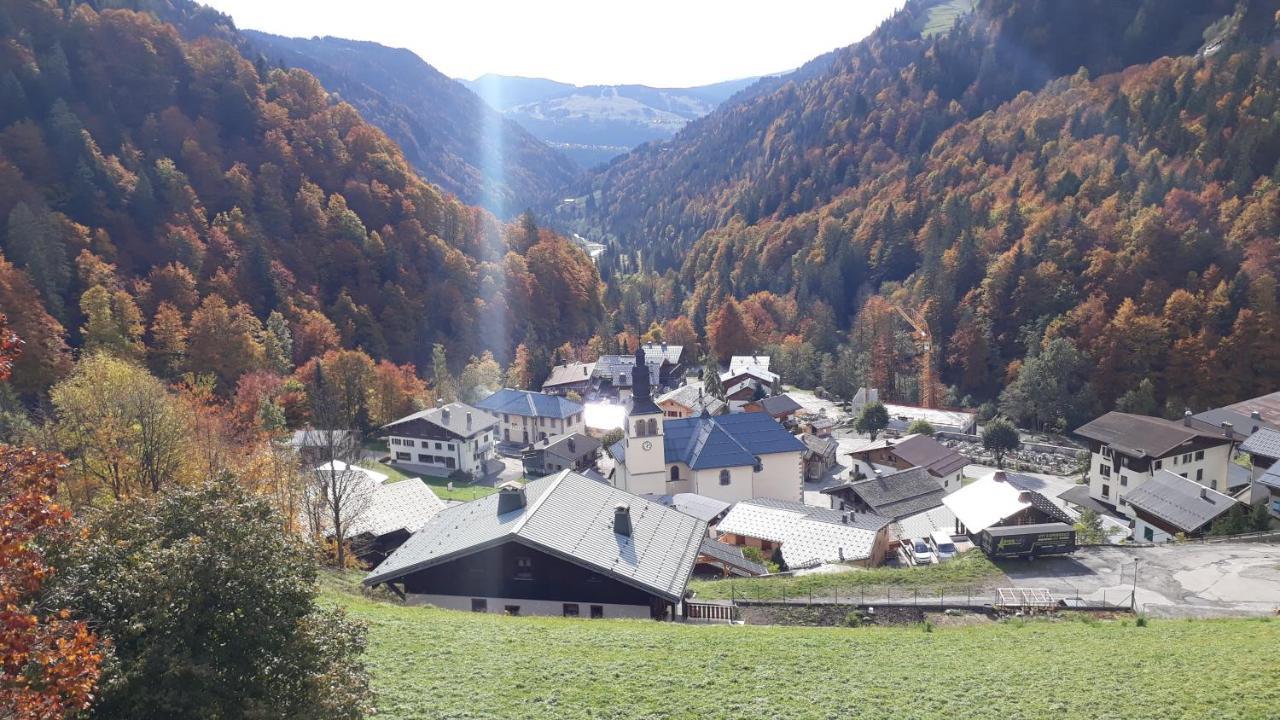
[738,603,935,626]
[924,610,993,627]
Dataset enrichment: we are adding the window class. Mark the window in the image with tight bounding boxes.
[418,454,430,464]
[590,605,604,619]
[719,469,731,485]
[1154,459,1162,470]
[471,599,487,613]
[670,466,679,483]
[514,556,534,580]
[562,604,579,618]
[1120,475,1128,487]
[1099,464,1111,477]
[395,451,411,461]
[1143,526,1154,542]
[1180,473,1188,479]
[1101,484,1110,498]
[446,458,456,469]
[634,420,645,436]
[1172,455,1178,465]
[1101,446,1113,459]
[646,419,658,436]
[504,606,520,616]
[1182,453,1192,463]
[1196,468,1203,482]
[1195,450,1204,461]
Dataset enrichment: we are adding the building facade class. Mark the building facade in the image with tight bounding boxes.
[382,403,498,477]
[474,388,586,450]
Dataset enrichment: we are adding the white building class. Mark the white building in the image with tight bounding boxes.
[1073,411,1235,514]
[382,402,498,478]
[609,349,805,504]
[474,388,585,449]
[1124,470,1239,542]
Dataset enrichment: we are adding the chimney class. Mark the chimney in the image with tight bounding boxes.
[497,486,526,514]
[841,513,850,524]
[613,503,632,537]
[442,407,451,424]
[583,365,589,376]
[1183,409,1192,427]
[438,397,445,409]
[466,411,473,430]
[1251,410,1261,421]
[1200,487,1208,500]
[1221,421,1233,438]
[567,438,576,454]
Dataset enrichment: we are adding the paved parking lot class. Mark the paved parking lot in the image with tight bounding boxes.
[1000,542,1280,617]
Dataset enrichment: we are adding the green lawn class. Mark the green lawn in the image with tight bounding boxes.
[323,577,1280,720]
[357,459,501,501]
[690,551,1003,601]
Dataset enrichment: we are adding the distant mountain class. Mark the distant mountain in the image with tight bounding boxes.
[464,75,767,168]
[245,32,580,216]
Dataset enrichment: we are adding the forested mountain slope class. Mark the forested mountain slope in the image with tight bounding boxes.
[558,0,1241,269]
[245,32,581,215]
[0,1,603,398]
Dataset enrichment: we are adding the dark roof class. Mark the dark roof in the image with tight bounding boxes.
[531,432,601,461]
[890,434,969,477]
[1240,428,1280,461]
[825,467,945,519]
[801,433,839,457]
[475,388,583,419]
[698,537,767,576]
[542,362,595,389]
[755,394,803,416]
[1222,391,1280,427]
[593,355,659,387]
[1259,463,1280,490]
[1073,412,1228,459]
[1189,407,1278,441]
[984,522,1074,538]
[1123,470,1238,532]
[663,412,805,470]
[382,402,498,438]
[364,472,706,602]
[607,440,626,464]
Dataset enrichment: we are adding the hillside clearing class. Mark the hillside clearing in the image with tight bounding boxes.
[323,579,1280,720]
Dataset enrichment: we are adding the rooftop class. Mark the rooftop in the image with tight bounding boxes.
[1123,470,1238,533]
[888,434,969,477]
[716,498,891,567]
[382,402,498,437]
[529,431,601,460]
[541,361,596,388]
[475,388,583,419]
[1240,428,1280,461]
[825,466,945,519]
[1073,411,1229,459]
[1221,390,1280,427]
[365,471,706,603]
[882,403,976,429]
[697,537,767,576]
[754,394,803,417]
[942,471,1072,533]
[656,383,726,415]
[348,479,449,539]
[663,412,806,470]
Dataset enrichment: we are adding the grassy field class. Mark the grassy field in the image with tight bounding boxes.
[357,458,500,501]
[322,577,1280,720]
[689,551,1003,601]
[922,0,976,37]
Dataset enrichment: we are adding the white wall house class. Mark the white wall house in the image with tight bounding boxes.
[382,402,498,477]
[1074,411,1235,515]
[474,388,585,449]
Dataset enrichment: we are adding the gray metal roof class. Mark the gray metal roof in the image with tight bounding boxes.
[382,402,498,438]
[542,362,596,388]
[756,394,803,416]
[364,471,706,602]
[1122,470,1238,532]
[530,432,601,461]
[656,383,726,415]
[1259,463,1280,490]
[697,537,766,576]
[475,389,583,419]
[1240,428,1280,461]
[671,492,731,523]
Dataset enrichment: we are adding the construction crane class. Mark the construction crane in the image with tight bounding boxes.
[890,303,942,410]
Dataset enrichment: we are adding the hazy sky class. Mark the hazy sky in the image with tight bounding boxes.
[201,0,906,87]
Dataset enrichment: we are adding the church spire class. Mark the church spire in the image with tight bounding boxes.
[630,346,660,415]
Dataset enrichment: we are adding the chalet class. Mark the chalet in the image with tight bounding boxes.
[714,498,892,569]
[475,388,585,450]
[845,433,968,493]
[744,393,804,424]
[719,355,778,411]
[287,428,356,466]
[609,350,805,504]
[821,466,946,521]
[801,433,840,482]
[1241,428,1280,481]
[1073,411,1235,513]
[363,471,706,620]
[1124,470,1239,542]
[382,402,498,478]
[541,361,596,397]
[942,472,1076,558]
[593,343,685,399]
[798,412,838,437]
[694,537,767,578]
[306,462,447,563]
[521,432,601,478]
[656,383,726,418]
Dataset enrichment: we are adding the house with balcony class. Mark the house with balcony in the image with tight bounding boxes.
[382,402,499,478]
[1073,411,1235,515]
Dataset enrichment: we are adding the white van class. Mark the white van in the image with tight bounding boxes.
[930,531,958,561]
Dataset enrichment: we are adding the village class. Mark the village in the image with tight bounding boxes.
[303,342,1280,624]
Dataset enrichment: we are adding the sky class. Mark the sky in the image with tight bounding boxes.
[200,0,906,87]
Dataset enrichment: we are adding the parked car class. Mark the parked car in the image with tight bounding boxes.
[907,538,935,565]
[929,530,957,561]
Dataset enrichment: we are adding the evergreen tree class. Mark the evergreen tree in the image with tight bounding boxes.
[263,310,293,375]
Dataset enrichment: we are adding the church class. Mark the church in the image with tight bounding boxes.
[609,349,805,504]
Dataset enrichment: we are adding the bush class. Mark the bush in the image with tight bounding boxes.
[1136,615,1149,628]
[844,611,865,627]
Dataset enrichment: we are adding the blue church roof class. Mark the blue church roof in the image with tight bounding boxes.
[475,388,583,419]
[664,412,804,470]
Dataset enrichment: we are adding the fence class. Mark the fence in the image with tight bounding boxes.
[717,583,1133,611]
[683,601,740,622]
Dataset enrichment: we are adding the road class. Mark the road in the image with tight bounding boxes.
[999,542,1280,617]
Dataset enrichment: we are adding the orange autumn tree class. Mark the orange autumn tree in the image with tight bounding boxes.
[0,316,102,718]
